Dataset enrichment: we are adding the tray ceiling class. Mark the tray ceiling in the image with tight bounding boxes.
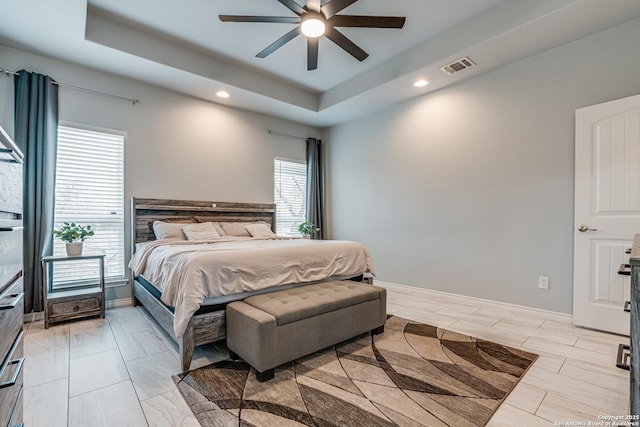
[1,0,640,126]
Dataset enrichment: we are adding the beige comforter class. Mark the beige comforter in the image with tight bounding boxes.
[129,237,375,337]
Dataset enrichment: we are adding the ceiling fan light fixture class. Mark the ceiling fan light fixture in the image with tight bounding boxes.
[301,15,326,38]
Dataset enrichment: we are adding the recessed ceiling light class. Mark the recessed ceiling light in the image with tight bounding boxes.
[216,90,230,98]
[414,80,429,88]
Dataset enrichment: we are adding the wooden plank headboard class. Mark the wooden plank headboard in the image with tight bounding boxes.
[131,197,276,245]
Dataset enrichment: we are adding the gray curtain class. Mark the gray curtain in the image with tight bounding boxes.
[14,70,59,313]
[305,137,325,240]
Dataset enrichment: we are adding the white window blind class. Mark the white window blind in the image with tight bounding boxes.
[53,125,125,287]
[274,158,307,236]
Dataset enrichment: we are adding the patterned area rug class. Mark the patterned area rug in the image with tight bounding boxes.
[173,315,538,427]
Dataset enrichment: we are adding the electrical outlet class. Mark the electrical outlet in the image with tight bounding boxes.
[538,276,549,290]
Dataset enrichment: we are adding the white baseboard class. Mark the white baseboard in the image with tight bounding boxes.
[24,283,571,324]
[375,279,572,320]
[106,298,133,309]
[23,311,43,323]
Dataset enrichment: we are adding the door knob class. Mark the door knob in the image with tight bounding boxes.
[578,225,598,232]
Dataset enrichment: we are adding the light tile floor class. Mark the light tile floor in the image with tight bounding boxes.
[23,283,630,426]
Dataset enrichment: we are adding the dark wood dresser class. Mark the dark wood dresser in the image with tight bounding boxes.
[629,235,640,418]
[0,272,24,427]
[0,126,24,427]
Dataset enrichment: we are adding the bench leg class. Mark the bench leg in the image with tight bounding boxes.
[372,325,385,335]
[229,350,240,361]
[256,369,275,382]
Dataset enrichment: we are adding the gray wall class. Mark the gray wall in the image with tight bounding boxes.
[0,45,317,302]
[325,17,640,314]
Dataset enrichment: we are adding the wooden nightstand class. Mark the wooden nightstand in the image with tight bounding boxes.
[42,253,105,328]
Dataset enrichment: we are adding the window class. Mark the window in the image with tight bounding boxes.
[53,125,125,286]
[274,158,306,236]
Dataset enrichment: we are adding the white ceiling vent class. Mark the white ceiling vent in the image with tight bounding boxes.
[441,57,476,75]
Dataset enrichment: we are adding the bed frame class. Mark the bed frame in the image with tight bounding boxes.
[130,197,278,371]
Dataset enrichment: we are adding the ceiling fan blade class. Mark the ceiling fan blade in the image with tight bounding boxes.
[277,0,305,15]
[256,27,301,58]
[219,15,301,24]
[306,0,321,13]
[307,37,319,70]
[324,27,368,61]
[329,15,405,29]
[321,0,358,19]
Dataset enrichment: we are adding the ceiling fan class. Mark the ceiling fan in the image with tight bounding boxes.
[219,0,406,71]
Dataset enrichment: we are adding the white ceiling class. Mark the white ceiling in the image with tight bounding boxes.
[1,0,640,127]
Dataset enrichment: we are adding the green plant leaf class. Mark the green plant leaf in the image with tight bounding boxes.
[52,222,95,243]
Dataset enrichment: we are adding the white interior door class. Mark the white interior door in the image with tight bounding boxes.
[574,94,640,335]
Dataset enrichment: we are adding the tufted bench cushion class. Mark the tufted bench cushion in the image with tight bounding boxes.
[226,280,386,382]
[243,281,379,326]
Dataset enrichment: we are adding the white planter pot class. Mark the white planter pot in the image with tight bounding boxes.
[66,242,83,256]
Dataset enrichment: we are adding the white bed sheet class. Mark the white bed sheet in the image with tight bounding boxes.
[129,237,375,337]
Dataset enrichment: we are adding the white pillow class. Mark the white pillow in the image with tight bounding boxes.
[153,221,193,240]
[245,223,276,238]
[182,222,221,241]
[219,222,251,237]
[211,222,225,236]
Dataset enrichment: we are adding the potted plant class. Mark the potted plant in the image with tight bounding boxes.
[52,222,95,256]
[298,221,320,239]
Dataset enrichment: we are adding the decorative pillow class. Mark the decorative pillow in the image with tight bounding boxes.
[182,222,221,241]
[245,223,276,238]
[211,222,225,236]
[152,220,195,240]
[219,222,254,237]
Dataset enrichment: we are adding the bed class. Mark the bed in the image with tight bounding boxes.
[129,197,375,371]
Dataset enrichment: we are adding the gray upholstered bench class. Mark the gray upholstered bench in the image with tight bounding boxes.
[226,280,387,382]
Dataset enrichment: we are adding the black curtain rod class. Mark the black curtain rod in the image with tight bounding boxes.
[268,129,318,141]
[1,67,140,105]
